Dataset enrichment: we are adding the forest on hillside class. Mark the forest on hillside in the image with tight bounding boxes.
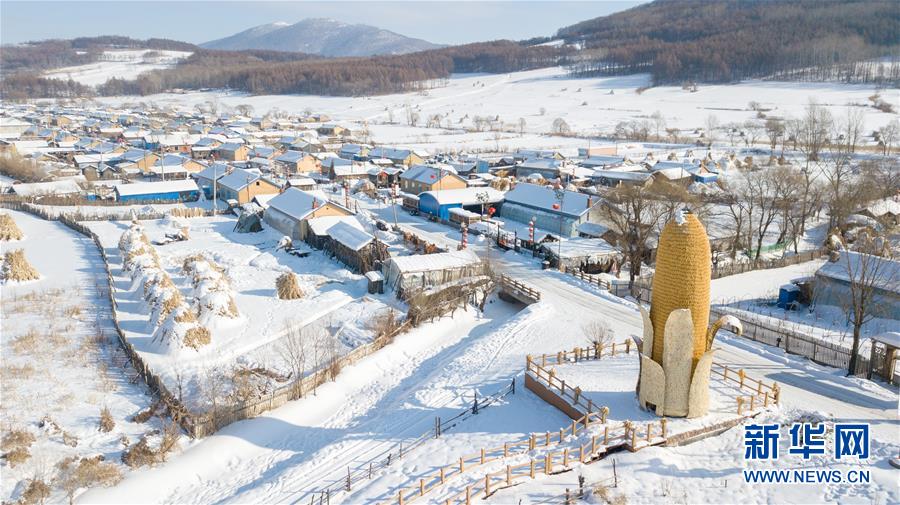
[0,36,198,73]
[561,0,900,84]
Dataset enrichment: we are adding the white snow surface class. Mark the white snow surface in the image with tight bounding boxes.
[98,67,899,152]
[45,50,191,86]
[1,210,160,503]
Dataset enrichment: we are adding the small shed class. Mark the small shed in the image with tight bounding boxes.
[868,332,899,385]
[541,237,620,273]
[365,271,385,294]
[382,249,483,299]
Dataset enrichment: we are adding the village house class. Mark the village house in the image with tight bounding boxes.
[500,182,605,237]
[216,142,250,162]
[192,163,228,199]
[215,167,281,205]
[340,143,371,160]
[263,188,354,240]
[275,150,321,174]
[814,252,900,320]
[368,166,403,188]
[399,164,468,195]
[190,137,222,159]
[368,147,426,167]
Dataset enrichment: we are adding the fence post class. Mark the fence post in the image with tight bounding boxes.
[591,434,597,454]
[465,485,471,505]
[459,457,464,473]
[530,459,535,479]
[419,478,425,496]
[346,466,351,491]
[504,442,509,458]
[506,465,512,486]
[625,339,632,354]
[545,431,550,447]
[529,433,535,450]
[440,467,445,484]
[398,491,403,505]
[484,474,490,498]
[545,453,552,474]
[480,448,485,464]
[660,418,668,439]
[563,448,569,467]
[603,425,609,444]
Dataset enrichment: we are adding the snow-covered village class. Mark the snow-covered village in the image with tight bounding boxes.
[0,1,898,504]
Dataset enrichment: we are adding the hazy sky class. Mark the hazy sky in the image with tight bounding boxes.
[0,1,643,46]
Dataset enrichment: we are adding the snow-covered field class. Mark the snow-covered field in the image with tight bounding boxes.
[46,50,191,86]
[84,214,397,411]
[0,210,161,503]
[98,67,899,151]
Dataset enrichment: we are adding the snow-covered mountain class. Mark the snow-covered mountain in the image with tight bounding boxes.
[201,18,441,56]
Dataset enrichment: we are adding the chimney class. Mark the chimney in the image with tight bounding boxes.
[587,195,592,209]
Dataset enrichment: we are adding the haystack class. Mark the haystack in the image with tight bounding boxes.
[169,207,205,218]
[0,214,24,241]
[2,249,40,282]
[183,326,211,349]
[276,272,303,300]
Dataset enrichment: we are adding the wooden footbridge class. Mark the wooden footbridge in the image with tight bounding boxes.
[498,274,541,304]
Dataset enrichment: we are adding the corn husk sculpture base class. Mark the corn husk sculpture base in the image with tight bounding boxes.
[637,213,732,418]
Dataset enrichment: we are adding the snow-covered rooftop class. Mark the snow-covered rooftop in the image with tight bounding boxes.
[386,249,480,273]
[114,179,198,197]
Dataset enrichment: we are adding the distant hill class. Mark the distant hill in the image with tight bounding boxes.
[201,18,441,57]
[558,0,900,84]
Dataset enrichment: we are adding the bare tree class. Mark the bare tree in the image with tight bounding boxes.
[551,117,571,135]
[518,117,527,135]
[601,184,668,291]
[837,238,898,376]
[795,99,833,161]
[764,117,785,154]
[743,119,764,147]
[704,115,719,146]
[582,320,613,352]
[650,110,666,141]
[878,119,899,155]
[278,320,307,399]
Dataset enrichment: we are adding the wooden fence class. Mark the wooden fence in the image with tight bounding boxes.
[710,249,823,280]
[710,363,780,416]
[391,409,641,505]
[709,307,870,377]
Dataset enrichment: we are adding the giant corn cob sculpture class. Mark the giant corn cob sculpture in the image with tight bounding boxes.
[637,210,741,418]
